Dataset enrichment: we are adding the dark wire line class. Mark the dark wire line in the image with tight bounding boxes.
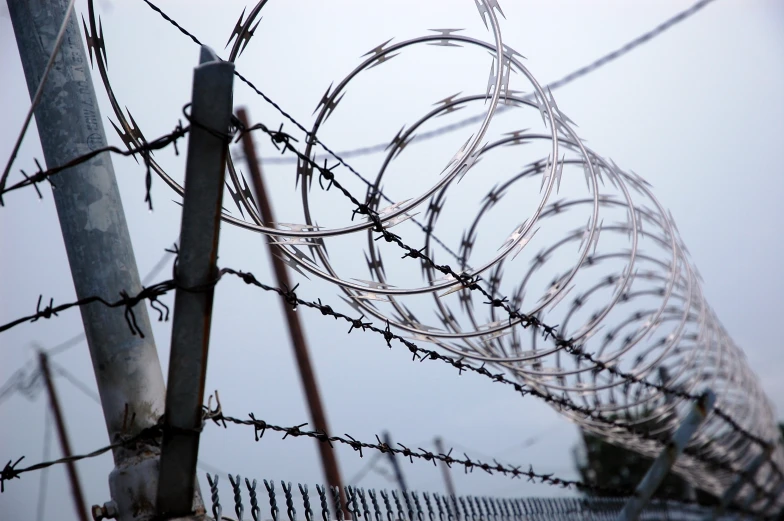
[138,0,719,268]
[0,242,176,408]
[46,241,174,358]
[1,256,775,475]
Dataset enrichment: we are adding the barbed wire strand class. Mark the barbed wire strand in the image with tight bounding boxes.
[131,2,777,466]
[0,122,189,204]
[239,118,782,475]
[0,101,778,480]
[212,410,769,513]
[0,400,762,516]
[0,259,777,500]
[10,0,779,493]
[0,242,177,412]
[137,0,718,269]
[1,0,770,507]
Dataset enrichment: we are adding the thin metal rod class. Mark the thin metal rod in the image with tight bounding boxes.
[383,431,409,493]
[157,46,234,518]
[7,1,168,519]
[236,107,349,518]
[434,437,456,497]
[38,351,90,521]
[616,390,716,521]
[0,0,75,198]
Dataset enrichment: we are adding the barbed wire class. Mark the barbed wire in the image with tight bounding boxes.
[128,4,783,490]
[0,423,161,493]
[237,118,782,461]
[0,395,763,517]
[137,0,469,264]
[209,408,774,510]
[0,278,175,336]
[1,112,779,505]
[0,121,189,207]
[5,0,776,509]
[0,259,778,504]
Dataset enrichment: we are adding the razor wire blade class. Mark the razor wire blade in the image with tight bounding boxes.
[83,0,783,507]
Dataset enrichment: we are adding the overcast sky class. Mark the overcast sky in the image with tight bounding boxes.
[1,0,783,519]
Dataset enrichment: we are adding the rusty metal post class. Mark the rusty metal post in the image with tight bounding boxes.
[236,108,348,517]
[615,390,715,521]
[38,351,90,521]
[434,437,456,497]
[156,46,234,518]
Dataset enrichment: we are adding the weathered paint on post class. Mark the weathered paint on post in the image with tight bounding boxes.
[156,46,234,518]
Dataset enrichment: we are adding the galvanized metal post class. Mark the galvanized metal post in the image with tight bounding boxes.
[39,351,90,521]
[156,45,234,518]
[434,437,456,498]
[615,390,716,521]
[704,443,772,520]
[236,108,348,519]
[7,1,167,520]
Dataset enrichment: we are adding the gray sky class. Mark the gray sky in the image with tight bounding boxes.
[1,0,783,519]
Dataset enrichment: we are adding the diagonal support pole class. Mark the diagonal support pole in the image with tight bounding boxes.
[616,390,715,521]
[156,45,234,518]
[39,351,90,521]
[236,108,349,518]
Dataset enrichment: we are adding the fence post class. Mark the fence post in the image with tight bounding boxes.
[615,390,716,521]
[7,1,168,520]
[704,443,772,520]
[156,45,234,518]
[236,108,349,518]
